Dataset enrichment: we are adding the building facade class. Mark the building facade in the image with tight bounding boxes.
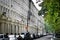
[0,0,45,35]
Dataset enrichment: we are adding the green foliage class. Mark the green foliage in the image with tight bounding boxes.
[39,0,60,33]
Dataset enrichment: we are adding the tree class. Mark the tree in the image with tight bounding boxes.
[38,0,60,33]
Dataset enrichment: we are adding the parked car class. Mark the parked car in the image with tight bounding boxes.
[30,34,33,39]
[35,34,40,38]
[43,33,47,36]
[32,34,36,39]
[24,32,33,40]
[8,35,19,40]
[20,33,26,39]
[0,34,4,40]
[55,33,60,38]
[0,34,9,40]
[40,34,43,37]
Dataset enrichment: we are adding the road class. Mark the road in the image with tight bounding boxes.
[34,35,54,40]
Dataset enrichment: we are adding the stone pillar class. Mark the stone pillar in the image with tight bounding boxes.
[14,25,16,33]
[0,22,2,33]
[8,24,10,34]
[1,23,5,34]
[11,24,12,34]
[20,24,22,33]
[16,25,18,34]
[6,23,8,33]
[22,24,24,32]
[19,25,20,33]
[9,24,11,34]
[4,23,8,34]
[12,24,14,34]
[8,23,10,34]
[4,23,6,34]
[18,25,19,33]
[8,23,12,34]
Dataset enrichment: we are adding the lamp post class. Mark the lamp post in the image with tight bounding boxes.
[26,0,32,32]
[37,20,38,35]
[14,25,16,40]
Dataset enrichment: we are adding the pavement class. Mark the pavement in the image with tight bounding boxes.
[34,35,54,40]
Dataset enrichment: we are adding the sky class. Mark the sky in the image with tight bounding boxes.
[32,0,43,10]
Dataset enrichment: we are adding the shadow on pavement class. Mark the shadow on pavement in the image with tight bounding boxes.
[53,38,60,40]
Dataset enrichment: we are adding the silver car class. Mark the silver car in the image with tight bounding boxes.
[20,33,25,39]
[8,35,19,40]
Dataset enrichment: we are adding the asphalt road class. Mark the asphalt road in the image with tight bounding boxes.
[34,35,53,40]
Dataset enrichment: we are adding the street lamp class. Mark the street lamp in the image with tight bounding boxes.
[37,20,38,35]
[26,0,32,32]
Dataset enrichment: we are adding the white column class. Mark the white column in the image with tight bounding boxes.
[16,25,18,34]
[1,23,5,34]
[12,24,14,34]
[17,25,19,34]
[5,23,8,33]
[19,25,22,33]
[8,23,10,33]
[19,25,20,33]
[0,22,2,33]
